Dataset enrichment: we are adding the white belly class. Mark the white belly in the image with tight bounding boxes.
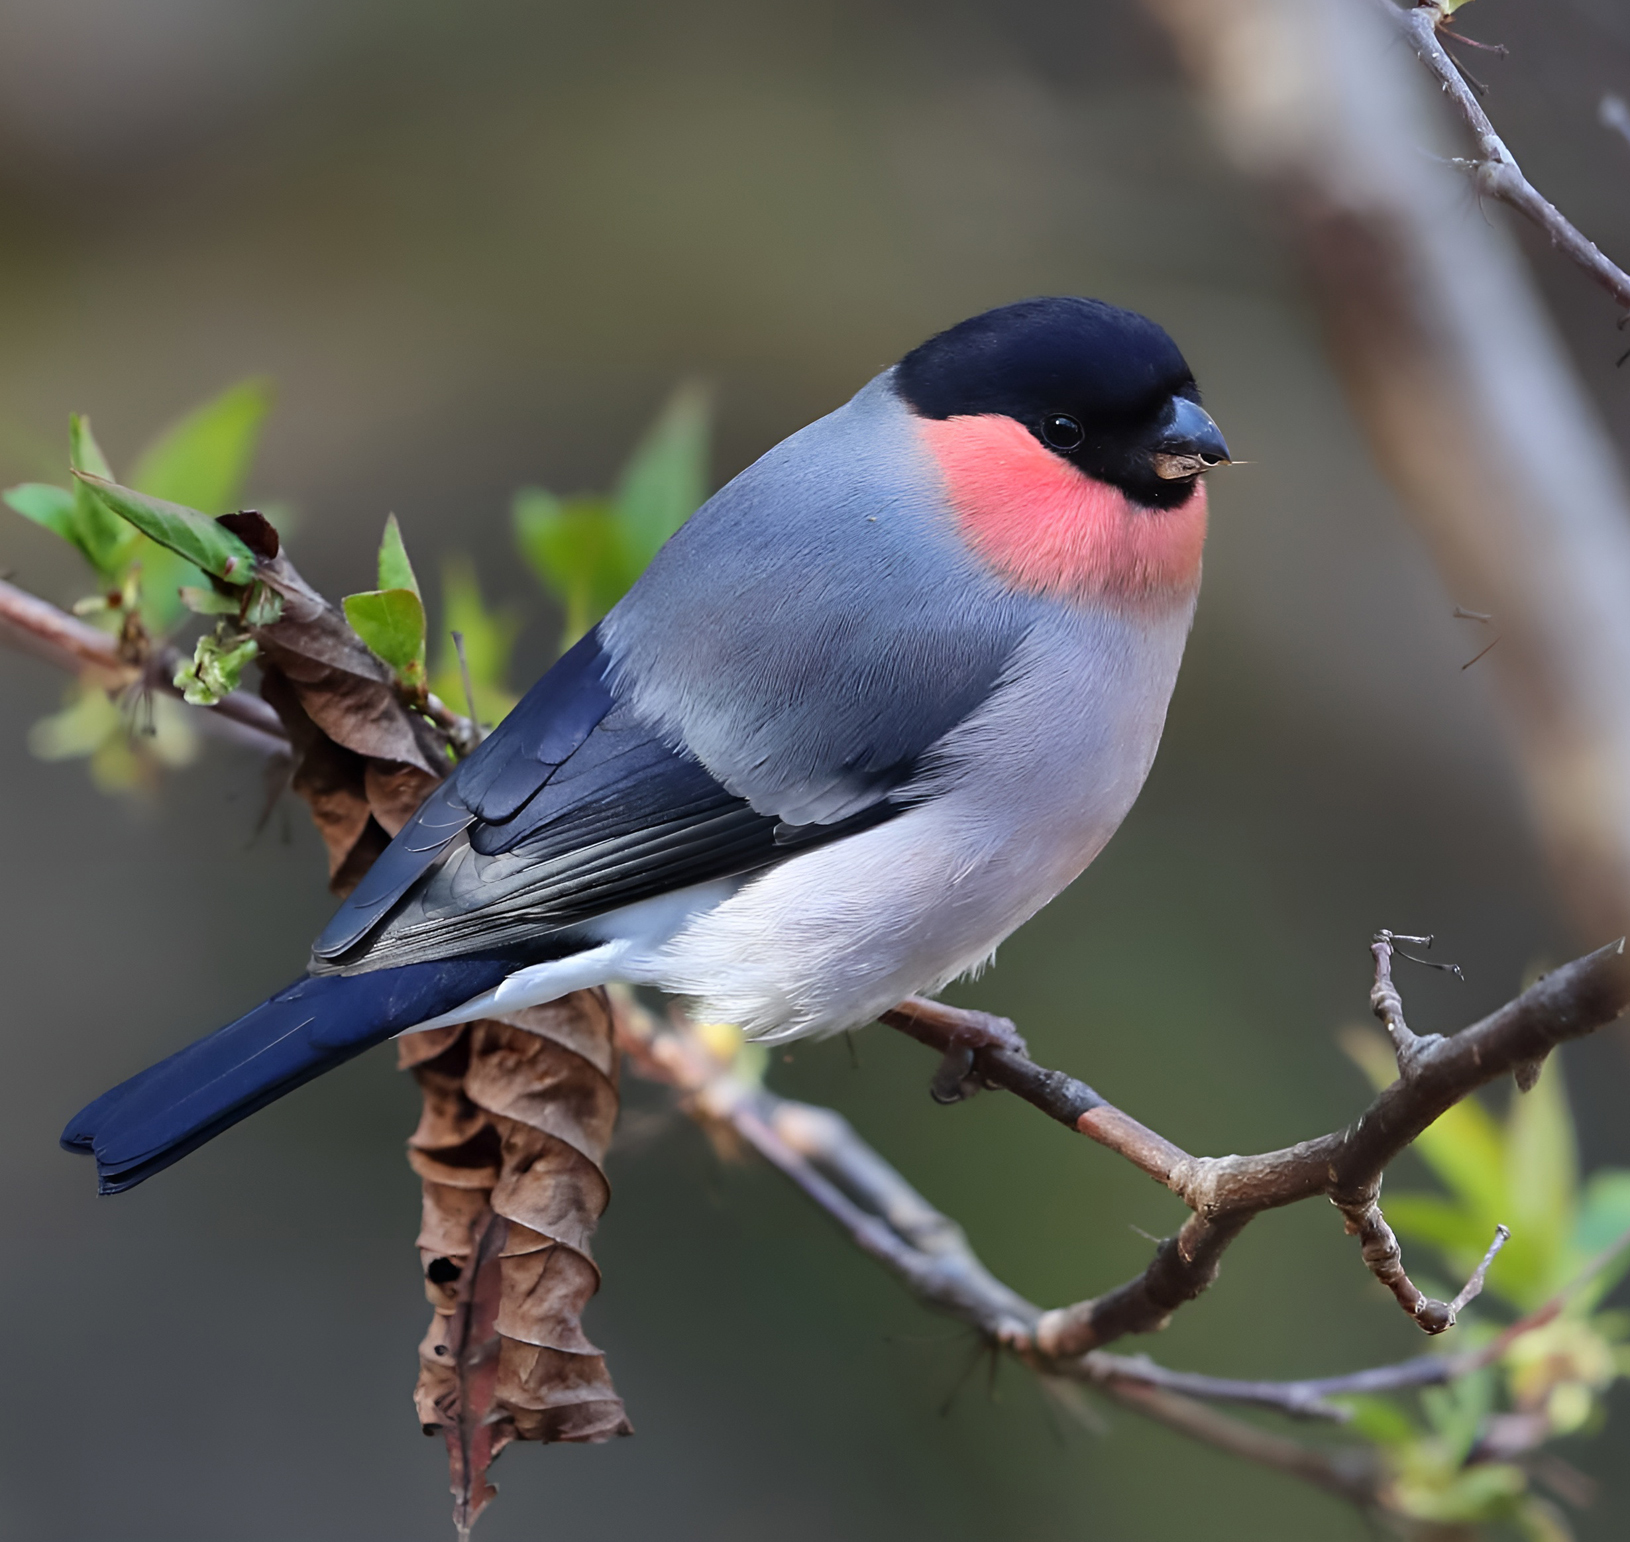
[635,599,1195,1039]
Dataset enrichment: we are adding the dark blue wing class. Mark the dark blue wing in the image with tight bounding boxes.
[311,626,896,973]
[311,628,616,960]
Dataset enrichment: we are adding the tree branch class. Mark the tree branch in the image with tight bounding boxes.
[614,934,1630,1383]
[1379,1,1630,314]
[0,575,289,755]
[611,953,1630,1513]
[882,937,1628,1356]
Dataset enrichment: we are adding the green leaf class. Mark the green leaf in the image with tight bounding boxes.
[430,557,519,725]
[1385,1195,1499,1264]
[1502,1059,1578,1302]
[3,482,79,545]
[173,626,259,706]
[377,513,422,599]
[128,378,271,514]
[1569,1170,1630,1303]
[343,587,428,692]
[69,413,113,482]
[27,684,121,761]
[513,490,631,648]
[1333,1394,1418,1446]
[1409,1094,1509,1222]
[68,417,140,578]
[611,381,710,570]
[73,472,256,585]
[1574,1171,1630,1256]
[1421,1365,1495,1466]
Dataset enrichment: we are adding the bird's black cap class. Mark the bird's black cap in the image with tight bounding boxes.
[894,297,1220,509]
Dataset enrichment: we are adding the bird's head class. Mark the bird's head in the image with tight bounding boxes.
[895,297,1228,606]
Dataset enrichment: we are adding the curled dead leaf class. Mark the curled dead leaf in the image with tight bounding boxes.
[246,542,629,1535]
[402,996,632,1498]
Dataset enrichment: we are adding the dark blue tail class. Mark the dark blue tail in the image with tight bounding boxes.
[62,957,513,1194]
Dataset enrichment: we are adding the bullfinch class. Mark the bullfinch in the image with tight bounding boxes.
[64,295,1229,1192]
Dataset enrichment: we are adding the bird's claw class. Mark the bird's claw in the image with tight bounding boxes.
[930,1046,981,1104]
[944,1009,1028,1057]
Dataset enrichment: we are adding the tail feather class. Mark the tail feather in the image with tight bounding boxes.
[63,957,513,1194]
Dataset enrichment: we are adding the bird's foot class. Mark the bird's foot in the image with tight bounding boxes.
[883,997,1028,1104]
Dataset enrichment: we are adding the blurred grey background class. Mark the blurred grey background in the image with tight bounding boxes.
[2,1,1628,1537]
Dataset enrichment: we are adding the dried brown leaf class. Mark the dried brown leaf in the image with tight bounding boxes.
[403,996,633,1470]
[418,1209,509,1541]
[251,553,444,774]
[258,668,388,895]
[244,542,630,1530]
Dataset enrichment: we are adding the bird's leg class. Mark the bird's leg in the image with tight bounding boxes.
[880,997,1030,1104]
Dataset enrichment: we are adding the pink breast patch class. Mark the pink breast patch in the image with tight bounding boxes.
[918,413,1207,605]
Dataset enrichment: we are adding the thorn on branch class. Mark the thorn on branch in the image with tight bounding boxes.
[1438,29,1508,59]
[1443,51,1491,98]
[1513,1054,1546,1092]
[1601,94,1630,154]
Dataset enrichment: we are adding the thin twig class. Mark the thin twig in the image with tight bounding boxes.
[609,979,1630,1525]
[0,575,289,754]
[1379,0,1630,313]
[612,956,1630,1425]
[0,574,486,758]
[880,937,1629,1357]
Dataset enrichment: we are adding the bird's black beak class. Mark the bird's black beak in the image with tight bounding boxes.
[1150,397,1230,481]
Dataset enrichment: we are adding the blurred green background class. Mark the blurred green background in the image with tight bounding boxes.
[4,0,1630,1537]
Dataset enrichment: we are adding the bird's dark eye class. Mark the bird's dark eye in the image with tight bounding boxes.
[1040,414,1084,452]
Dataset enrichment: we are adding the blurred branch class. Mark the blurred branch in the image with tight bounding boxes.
[1144,0,1630,942]
[0,574,289,755]
[1381,1,1630,312]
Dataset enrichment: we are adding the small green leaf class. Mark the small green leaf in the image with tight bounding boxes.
[129,378,271,514]
[343,587,428,693]
[4,482,79,545]
[69,413,113,482]
[73,472,257,585]
[612,381,710,570]
[377,513,422,599]
[27,684,121,761]
[242,581,283,626]
[430,557,519,725]
[1503,1059,1578,1302]
[68,417,140,578]
[1421,1366,1495,1466]
[173,626,259,706]
[1333,1394,1418,1446]
[513,490,631,648]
